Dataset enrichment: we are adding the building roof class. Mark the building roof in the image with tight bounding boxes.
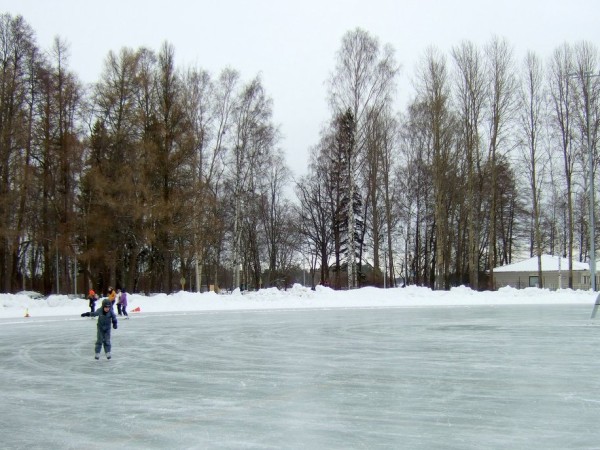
[494,254,589,273]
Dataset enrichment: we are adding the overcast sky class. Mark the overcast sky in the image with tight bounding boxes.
[3,0,600,178]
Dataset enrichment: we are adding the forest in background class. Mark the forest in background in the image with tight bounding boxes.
[0,13,598,294]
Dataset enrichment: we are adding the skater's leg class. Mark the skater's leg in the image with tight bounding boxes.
[95,329,102,358]
[103,329,112,359]
[103,329,112,354]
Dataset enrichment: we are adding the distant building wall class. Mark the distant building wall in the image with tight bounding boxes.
[494,271,593,290]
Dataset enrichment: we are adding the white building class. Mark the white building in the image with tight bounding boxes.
[493,254,593,290]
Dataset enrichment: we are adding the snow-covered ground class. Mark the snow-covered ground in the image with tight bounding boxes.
[2,284,597,319]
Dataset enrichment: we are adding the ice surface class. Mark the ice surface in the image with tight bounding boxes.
[1,304,600,449]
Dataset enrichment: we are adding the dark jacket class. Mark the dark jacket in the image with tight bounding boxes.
[91,306,118,331]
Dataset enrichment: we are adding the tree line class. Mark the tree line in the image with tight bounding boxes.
[297,30,599,291]
[1,14,597,294]
[1,14,294,294]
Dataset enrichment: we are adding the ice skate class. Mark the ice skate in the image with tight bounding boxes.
[94,353,100,360]
[106,352,111,360]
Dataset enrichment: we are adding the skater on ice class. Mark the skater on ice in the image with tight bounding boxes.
[117,288,129,318]
[87,289,97,315]
[107,286,117,309]
[116,288,122,313]
[81,298,118,360]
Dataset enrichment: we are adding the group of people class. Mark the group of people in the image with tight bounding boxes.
[86,286,129,317]
[82,286,129,360]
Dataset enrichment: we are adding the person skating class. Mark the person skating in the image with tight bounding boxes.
[107,287,117,309]
[117,288,129,318]
[87,290,97,316]
[81,298,118,360]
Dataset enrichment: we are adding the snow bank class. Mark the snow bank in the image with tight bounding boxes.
[0,284,595,319]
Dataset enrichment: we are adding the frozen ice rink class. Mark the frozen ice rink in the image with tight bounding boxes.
[2,304,600,449]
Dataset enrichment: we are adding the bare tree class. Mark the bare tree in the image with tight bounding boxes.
[364,107,399,286]
[380,112,401,287]
[452,40,487,289]
[183,66,215,291]
[414,47,456,289]
[227,75,276,290]
[0,14,37,292]
[484,36,517,289]
[204,68,238,290]
[399,100,436,286]
[50,37,84,294]
[32,37,84,295]
[548,43,577,287]
[571,42,600,277]
[295,155,334,287]
[259,150,294,287]
[518,51,548,287]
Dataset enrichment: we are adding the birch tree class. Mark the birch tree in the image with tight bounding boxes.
[518,51,547,286]
[548,43,576,287]
[414,47,456,289]
[484,36,517,289]
[227,76,275,290]
[183,66,217,291]
[571,42,600,274]
[452,40,486,289]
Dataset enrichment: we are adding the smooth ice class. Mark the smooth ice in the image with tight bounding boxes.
[1,304,600,449]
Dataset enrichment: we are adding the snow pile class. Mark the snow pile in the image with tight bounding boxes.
[0,284,595,319]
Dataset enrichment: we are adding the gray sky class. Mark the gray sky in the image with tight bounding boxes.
[3,0,600,178]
